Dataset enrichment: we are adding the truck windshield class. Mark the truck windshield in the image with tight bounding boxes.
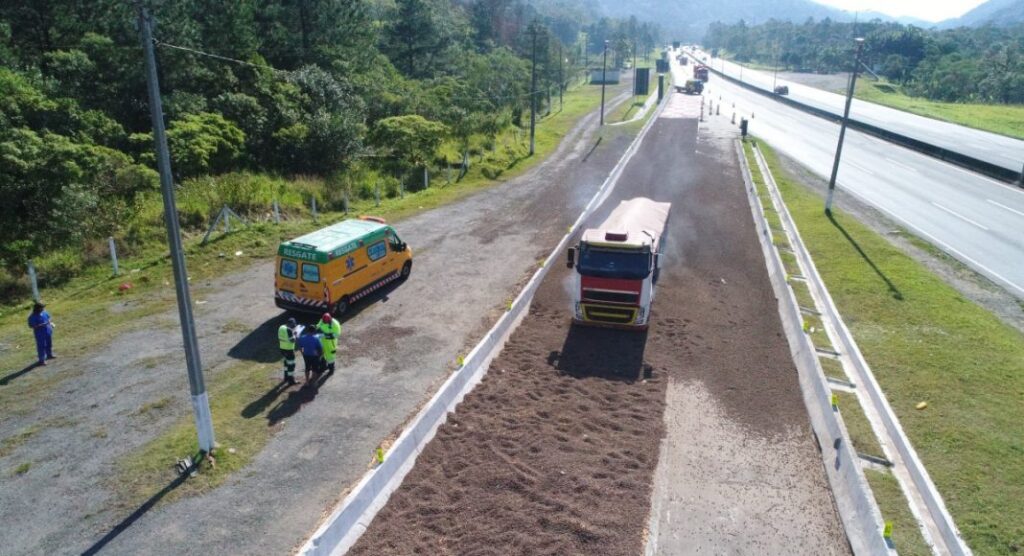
[577,245,650,280]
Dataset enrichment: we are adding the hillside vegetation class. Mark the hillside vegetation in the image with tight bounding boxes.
[706,19,1024,104]
[0,1,659,301]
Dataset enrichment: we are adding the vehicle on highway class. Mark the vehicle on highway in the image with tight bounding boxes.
[275,216,412,315]
[773,85,789,95]
[566,198,671,329]
[693,65,709,82]
[676,79,703,95]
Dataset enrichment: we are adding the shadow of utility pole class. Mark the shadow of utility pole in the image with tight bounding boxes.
[80,455,198,555]
[827,213,904,301]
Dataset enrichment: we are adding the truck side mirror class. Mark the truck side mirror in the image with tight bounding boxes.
[567,247,576,269]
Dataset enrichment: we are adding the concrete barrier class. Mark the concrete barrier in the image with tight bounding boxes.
[296,95,669,556]
[712,66,1022,185]
[736,140,892,555]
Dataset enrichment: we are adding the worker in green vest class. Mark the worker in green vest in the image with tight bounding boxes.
[278,317,298,385]
[317,312,341,375]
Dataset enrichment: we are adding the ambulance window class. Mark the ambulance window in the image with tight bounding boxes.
[301,263,320,283]
[367,241,387,262]
[280,259,298,279]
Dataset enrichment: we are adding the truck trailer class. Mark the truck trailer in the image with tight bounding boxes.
[566,198,671,329]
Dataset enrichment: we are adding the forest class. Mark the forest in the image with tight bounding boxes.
[0,1,659,294]
[704,18,1024,104]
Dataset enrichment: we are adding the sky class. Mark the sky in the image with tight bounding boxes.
[812,0,990,21]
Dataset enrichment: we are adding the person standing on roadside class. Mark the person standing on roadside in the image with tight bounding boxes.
[27,302,55,366]
[316,312,341,376]
[278,317,299,385]
[297,325,324,385]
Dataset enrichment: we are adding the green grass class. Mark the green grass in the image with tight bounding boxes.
[855,80,1024,140]
[819,356,847,382]
[835,391,885,459]
[12,462,31,475]
[115,359,281,510]
[0,426,40,458]
[756,140,1024,555]
[865,469,933,556]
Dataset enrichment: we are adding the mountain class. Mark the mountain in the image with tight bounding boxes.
[587,0,918,40]
[939,0,1024,27]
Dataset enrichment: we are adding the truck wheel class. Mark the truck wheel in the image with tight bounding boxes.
[400,261,412,280]
[334,296,350,316]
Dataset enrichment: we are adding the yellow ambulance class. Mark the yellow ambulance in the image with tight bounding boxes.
[274,216,412,315]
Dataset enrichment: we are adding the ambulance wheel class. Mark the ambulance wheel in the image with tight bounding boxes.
[333,296,351,316]
[400,261,412,280]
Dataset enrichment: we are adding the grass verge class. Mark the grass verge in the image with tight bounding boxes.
[115,359,281,510]
[865,469,933,556]
[757,140,1024,554]
[835,391,885,459]
[855,80,1024,140]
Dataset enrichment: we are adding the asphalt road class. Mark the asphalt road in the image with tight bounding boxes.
[691,49,1024,173]
[672,54,1024,298]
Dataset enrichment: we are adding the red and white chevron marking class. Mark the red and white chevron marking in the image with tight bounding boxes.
[660,93,703,119]
[351,272,399,302]
[276,290,327,309]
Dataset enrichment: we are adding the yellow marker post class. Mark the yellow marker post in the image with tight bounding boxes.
[375,447,384,464]
[456,355,464,367]
[831,393,839,409]
[883,521,893,539]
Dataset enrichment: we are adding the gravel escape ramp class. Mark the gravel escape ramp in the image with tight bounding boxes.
[351,95,850,554]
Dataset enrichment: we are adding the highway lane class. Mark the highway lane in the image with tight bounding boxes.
[688,49,1024,174]
[669,54,1024,297]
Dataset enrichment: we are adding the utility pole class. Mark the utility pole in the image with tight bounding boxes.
[600,39,609,125]
[825,37,865,215]
[772,41,780,91]
[136,2,215,454]
[558,42,564,110]
[632,38,638,97]
[532,22,540,155]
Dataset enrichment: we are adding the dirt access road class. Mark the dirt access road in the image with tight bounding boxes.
[0,85,638,555]
[351,93,849,554]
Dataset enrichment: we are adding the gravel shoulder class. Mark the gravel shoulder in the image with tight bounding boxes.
[351,93,849,554]
[0,85,637,556]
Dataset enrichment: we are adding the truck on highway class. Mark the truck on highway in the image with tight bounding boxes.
[675,79,703,95]
[693,65,709,82]
[566,198,671,329]
[275,216,412,315]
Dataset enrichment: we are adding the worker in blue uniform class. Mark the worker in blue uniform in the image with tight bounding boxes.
[297,325,324,385]
[27,302,55,366]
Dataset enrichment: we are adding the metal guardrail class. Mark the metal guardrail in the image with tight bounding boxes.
[750,142,972,556]
[708,64,1023,185]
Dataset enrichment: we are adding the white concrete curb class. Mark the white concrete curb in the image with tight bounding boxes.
[736,139,891,555]
[296,96,669,556]
[751,144,971,556]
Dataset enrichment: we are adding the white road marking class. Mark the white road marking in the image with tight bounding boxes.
[987,199,1024,218]
[884,157,919,174]
[843,187,1024,296]
[931,202,989,231]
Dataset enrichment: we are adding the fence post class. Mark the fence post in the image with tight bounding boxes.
[311,196,318,221]
[344,189,349,216]
[27,260,40,302]
[223,206,230,233]
[423,167,429,190]
[109,237,119,276]
[272,199,280,224]
[399,182,404,199]
[375,183,381,207]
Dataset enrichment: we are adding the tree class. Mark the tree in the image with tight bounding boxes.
[370,115,448,190]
